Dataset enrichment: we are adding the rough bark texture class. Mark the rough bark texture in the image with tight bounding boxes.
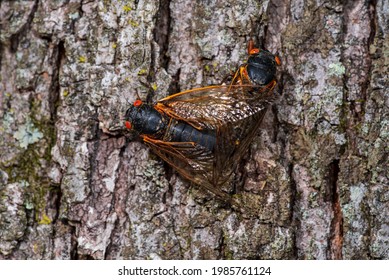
[0,0,388,260]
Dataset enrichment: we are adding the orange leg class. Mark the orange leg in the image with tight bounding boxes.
[275,55,282,66]
[143,135,196,147]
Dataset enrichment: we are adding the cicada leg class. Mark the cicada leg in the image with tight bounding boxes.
[229,65,252,88]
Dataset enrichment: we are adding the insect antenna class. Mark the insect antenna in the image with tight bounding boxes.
[247,17,260,48]
[135,89,142,101]
[138,79,155,104]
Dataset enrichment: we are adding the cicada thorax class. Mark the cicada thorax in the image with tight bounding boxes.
[246,50,279,85]
[232,39,281,88]
[124,102,167,137]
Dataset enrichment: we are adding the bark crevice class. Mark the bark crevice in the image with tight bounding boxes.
[327,159,343,259]
[153,0,171,71]
[9,0,39,52]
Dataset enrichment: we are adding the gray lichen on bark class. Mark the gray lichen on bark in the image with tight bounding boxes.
[0,0,388,259]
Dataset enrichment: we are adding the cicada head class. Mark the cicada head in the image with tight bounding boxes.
[246,50,281,86]
[124,100,166,136]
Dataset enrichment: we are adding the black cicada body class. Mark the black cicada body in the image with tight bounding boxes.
[231,39,281,87]
[125,100,216,152]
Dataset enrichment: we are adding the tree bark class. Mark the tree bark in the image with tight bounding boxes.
[0,0,388,259]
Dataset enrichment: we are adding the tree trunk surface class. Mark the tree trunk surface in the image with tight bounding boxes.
[0,0,388,260]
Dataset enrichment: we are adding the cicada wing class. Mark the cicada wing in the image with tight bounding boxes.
[152,82,276,191]
[213,101,271,177]
[155,83,276,131]
[142,136,232,202]
[155,86,230,130]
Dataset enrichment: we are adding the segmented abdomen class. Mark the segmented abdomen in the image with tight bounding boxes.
[167,120,216,151]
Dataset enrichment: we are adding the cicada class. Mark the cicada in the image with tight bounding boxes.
[230,39,281,87]
[125,40,280,204]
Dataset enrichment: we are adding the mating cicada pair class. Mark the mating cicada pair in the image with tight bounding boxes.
[125,40,281,205]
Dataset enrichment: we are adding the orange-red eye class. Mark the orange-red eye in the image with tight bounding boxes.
[275,55,281,66]
[134,100,143,107]
[125,121,132,129]
[249,48,260,55]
